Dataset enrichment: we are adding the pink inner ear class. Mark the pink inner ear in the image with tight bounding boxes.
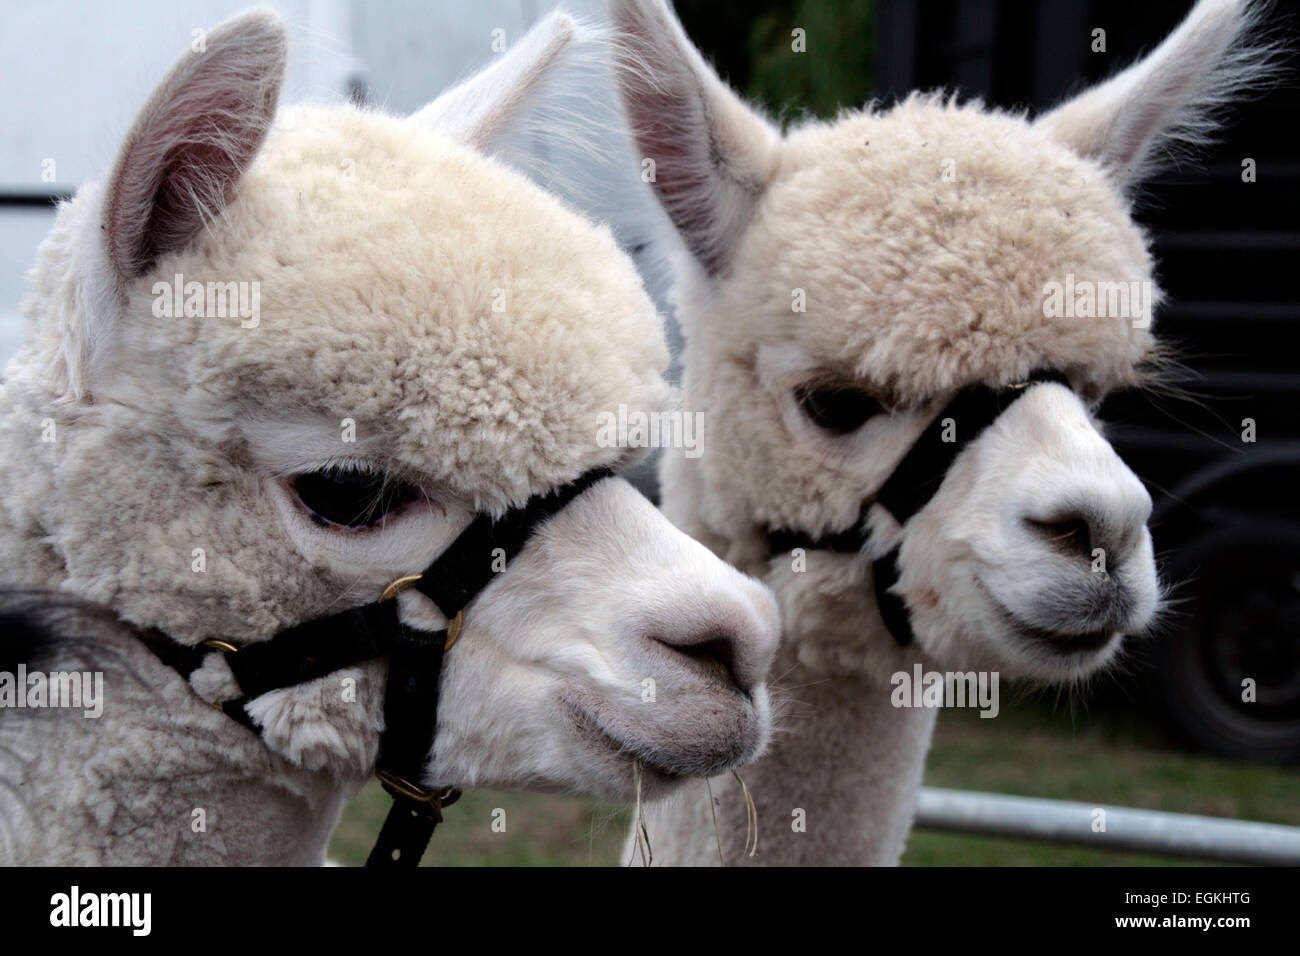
[613,0,774,279]
[104,27,284,285]
[624,77,729,272]
[616,13,735,276]
[112,110,262,280]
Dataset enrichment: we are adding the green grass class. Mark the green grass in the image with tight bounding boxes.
[329,784,632,867]
[328,697,1300,866]
[903,698,1299,865]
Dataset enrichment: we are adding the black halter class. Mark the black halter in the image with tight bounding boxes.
[143,466,613,866]
[767,370,1071,647]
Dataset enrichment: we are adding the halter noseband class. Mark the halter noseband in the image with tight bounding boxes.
[767,370,1071,647]
[143,466,614,867]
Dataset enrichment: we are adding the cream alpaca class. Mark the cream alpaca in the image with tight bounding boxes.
[611,0,1271,864]
[0,10,780,865]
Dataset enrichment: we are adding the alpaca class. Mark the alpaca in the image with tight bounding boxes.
[609,0,1272,864]
[0,9,781,866]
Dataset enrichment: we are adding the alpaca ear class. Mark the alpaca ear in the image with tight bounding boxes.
[103,10,286,284]
[1035,0,1273,188]
[56,11,284,400]
[610,0,780,276]
[409,12,595,152]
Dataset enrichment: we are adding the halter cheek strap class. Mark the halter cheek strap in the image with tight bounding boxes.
[767,370,1071,646]
[142,466,614,867]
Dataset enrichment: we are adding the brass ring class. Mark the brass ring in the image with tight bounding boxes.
[379,573,423,602]
[376,769,443,805]
[444,611,464,650]
[201,638,239,653]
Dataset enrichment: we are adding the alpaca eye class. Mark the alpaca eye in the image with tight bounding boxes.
[795,383,883,435]
[292,467,418,528]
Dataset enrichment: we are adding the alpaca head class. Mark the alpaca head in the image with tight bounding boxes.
[613,0,1269,682]
[3,10,780,799]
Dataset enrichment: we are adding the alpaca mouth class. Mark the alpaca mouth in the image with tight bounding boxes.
[561,697,685,781]
[558,687,759,781]
[977,581,1118,655]
[1005,618,1115,653]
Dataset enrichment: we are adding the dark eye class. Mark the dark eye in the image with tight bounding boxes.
[794,382,883,435]
[292,466,419,528]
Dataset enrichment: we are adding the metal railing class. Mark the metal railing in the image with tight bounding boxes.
[914,787,1300,864]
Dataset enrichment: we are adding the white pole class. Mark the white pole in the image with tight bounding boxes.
[915,787,1300,864]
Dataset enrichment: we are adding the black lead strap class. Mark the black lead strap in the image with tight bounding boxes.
[367,465,614,867]
[767,371,1071,646]
[367,616,455,866]
[141,466,614,868]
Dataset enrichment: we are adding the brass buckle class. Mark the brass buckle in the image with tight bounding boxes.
[375,770,460,821]
[379,574,423,602]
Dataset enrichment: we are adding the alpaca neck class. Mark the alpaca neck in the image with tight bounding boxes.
[642,467,940,865]
[640,635,937,866]
[1,623,362,864]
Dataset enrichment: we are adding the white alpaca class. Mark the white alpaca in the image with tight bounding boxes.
[0,10,781,866]
[609,0,1272,864]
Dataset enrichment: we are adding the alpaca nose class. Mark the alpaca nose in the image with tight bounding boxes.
[649,579,780,694]
[1021,471,1153,569]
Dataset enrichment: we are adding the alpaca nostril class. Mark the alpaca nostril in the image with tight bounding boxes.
[654,632,743,692]
[1024,513,1094,562]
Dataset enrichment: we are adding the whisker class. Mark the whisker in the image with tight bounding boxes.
[705,775,726,865]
